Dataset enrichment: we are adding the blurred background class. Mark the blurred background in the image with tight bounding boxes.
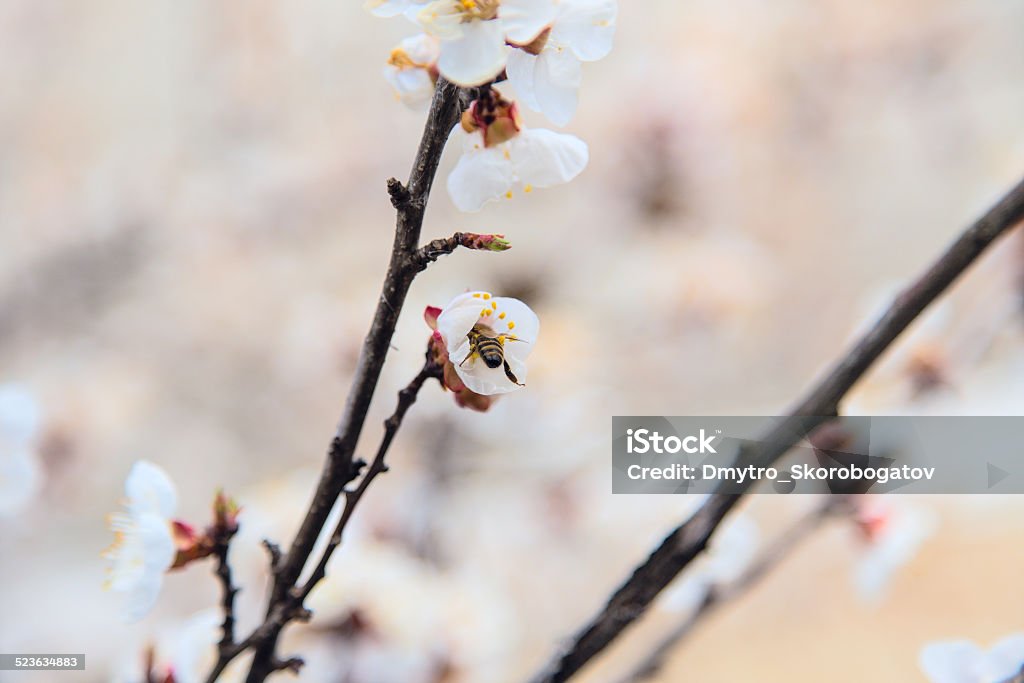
[2,0,1024,681]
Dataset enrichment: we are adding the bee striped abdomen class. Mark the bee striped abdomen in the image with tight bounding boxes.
[464,323,524,386]
[474,336,505,368]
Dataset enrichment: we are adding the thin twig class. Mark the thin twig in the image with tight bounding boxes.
[413,232,509,270]
[194,78,467,683]
[238,78,466,682]
[619,497,849,682]
[204,525,242,683]
[297,357,443,604]
[529,175,1024,683]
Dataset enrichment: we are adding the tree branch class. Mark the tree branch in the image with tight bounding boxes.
[296,356,443,604]
[529,175,1024,683]
[204,522,242,683]
[191,78,467,683]
[413,232,511,270]
[619,498,848,682]
[238,77,466,683]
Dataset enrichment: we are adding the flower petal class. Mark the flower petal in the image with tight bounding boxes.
[509,128,588,188]
[532,48,581,126]
[920,641,986,683]
[487,297,539,364]
[551,0,617,62]
[453,353,525,395]
[437,291,490,354]
[0,384,41,445]
[125,461,178,518]
[501,0,558,45]
[446,131,514,212]
[505,49,541,112]
[123,571,165,623]
[437,19,507,86]
[384,66,436,109]
[987,634,1024,681]
[0,449,40,517]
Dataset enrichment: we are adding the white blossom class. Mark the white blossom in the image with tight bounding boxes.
[661,514,759,613]
[0,384,42,517]
[447,126,588,211]
[853,499,937,602]
[506,0,617,125]
[103,460,179,622]
[416,0,556,86]
[920,634,1024,683]
[384,34,441,108]
[436,291,539,395]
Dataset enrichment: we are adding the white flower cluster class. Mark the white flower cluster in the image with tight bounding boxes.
[103,461,180,622]
[369,0,617,212]
[921,634,1024,683]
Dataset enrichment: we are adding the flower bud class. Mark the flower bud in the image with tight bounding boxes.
[458,232,510,252]
[461,89,522,148]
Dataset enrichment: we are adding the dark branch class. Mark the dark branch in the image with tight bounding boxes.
[238,78,465,683]
[192,78,467,683]
[619,498,849,682]
[297,358,442,604]
[529,175,1024,683]
[413,232,511,271]
[204,524,242,683]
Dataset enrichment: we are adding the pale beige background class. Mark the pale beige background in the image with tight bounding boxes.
[1,1,1023,682]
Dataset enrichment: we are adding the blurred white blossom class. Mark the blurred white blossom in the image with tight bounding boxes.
[302,539,515,683]
[436,291,539,395]
[104,461,179,622]
[853,498,937,602]
[385,34,441,108]
[506,0,618,125]
[661,514,759,613]
[920,634,1024,683]
[0,384,42,517]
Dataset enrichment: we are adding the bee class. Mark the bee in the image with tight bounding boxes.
[460,324,525,386]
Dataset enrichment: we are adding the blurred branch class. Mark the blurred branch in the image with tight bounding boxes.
[529,175,1024,683]
[619,497,849,682]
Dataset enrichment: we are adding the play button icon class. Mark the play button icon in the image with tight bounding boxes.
[987,462,1010,489]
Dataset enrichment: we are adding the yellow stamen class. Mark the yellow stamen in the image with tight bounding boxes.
[505,191,513,199]
[482,293,491,300]
[524,184,533,193]
[498,312,506,319]
[473,293,481,298]
[508,321,516,330]
[491,301,497,309]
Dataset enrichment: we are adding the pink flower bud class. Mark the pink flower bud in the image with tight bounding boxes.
[458,233,511,252]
